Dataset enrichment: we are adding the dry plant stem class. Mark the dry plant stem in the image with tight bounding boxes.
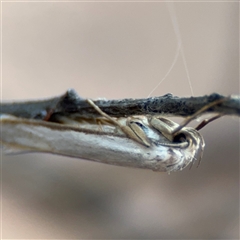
[1,89,239,120]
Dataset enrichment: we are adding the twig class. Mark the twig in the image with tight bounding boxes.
[1,89,239,119]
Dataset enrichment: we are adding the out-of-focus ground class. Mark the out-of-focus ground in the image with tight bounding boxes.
[1,1,239,239]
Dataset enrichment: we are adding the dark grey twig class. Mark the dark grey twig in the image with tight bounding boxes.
[1,89,239,120]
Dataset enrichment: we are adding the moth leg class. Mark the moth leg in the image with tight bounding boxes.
[95,117,114,131]
[126,118,151,146]
[149,117,179,142]
[195,114,223,131]
[172,98,226,136]
[86,99,150,147]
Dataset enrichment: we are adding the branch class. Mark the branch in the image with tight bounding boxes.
[1,89,239,120]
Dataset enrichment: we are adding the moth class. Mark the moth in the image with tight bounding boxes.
[1,90,238,173]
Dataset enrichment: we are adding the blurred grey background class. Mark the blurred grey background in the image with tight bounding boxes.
[1,1,239,239]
